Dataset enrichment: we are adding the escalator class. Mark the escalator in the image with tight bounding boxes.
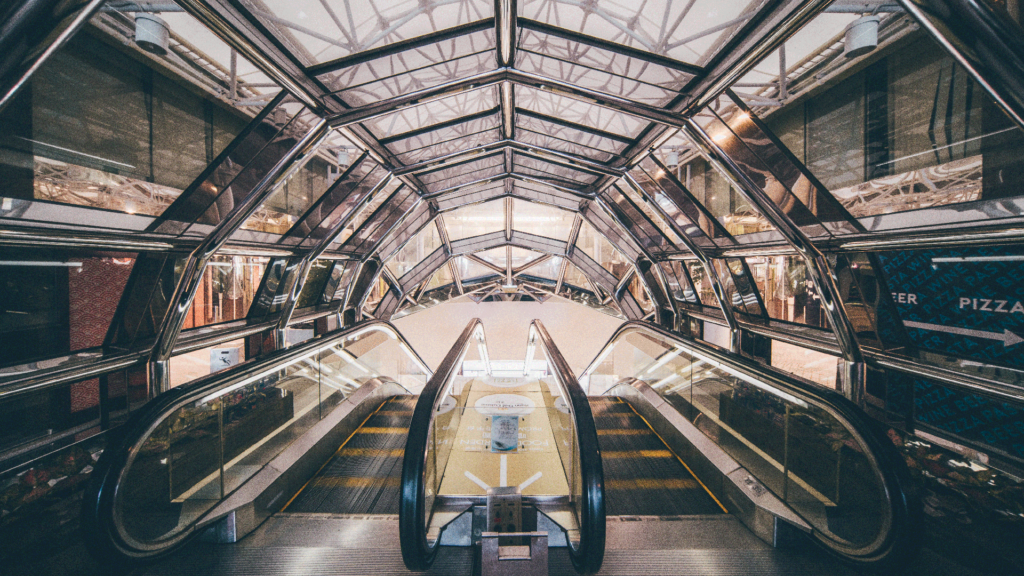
[80,317,919,575]
[284,395,415,514]
[589,397,724,517]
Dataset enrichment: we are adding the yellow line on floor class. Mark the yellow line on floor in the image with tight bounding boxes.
[339,448,405,457]
[311,477,401,488]
[281,399,390,512]
[597,428,653,435]
[623,401,729,514]
[358,427,408,434]
[607,478,699,490]
[602,450,673,459]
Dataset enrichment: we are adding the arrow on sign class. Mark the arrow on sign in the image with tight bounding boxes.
[903,321,1024,347]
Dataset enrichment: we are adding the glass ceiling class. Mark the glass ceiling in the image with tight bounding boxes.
[12,0,1024,328]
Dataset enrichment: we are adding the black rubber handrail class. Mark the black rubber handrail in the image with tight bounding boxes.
[399,318,482,570]
[399,319,605,574]
[530,320,605,574]
[82,319,427,565]
[587,321,920,568]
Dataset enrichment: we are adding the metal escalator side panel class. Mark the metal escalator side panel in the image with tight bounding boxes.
[593,321,921,569]
[81,320,425,565]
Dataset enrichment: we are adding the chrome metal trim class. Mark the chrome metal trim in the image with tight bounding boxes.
[148,120,331,393]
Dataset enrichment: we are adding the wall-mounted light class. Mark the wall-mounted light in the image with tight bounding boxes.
[844,16,879,59]
[134,13,170,56]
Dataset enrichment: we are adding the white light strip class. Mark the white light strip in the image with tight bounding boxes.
[931,256,1024,263]
[686,348,808,408]
[0,261,82,267]
[646,346,682,374]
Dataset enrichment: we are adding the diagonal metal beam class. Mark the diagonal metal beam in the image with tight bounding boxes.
[148,119,331,393]
[621,173,741,351]
[273,175,397,343]
[684,119,865,396]
[326,69,507,127]
[0,0,106,114]
[894,0,1024,130]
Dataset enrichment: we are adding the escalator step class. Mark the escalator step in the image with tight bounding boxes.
[590,397,725,516]
[284,396,413,515]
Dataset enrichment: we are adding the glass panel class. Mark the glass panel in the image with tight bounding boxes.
[516,86,648,138]
[628,271,655,314]
[295,259,337,309]
[0,251,137,368]
[521,256,563,282]
[111,324,428,549]
[444,198,506,240]
[418,153,505,193]
[512,180,581,211]
[386,221,443,279]
[686,261,717,306]
[519,0,767,65]
[340,185,419,255]
[583,327,890,551]
[515,28,692,106]
[734,28,1024,225]
[455,256,499,283]
[168,338,247,389]
[238,148,339,234]
[745,256,828,329]
[512,199,574,241]
[675,153,773,236]
[474,247,508,270]
[516,114,625,163]
[0,32,250,220]
[386,113,502,164]
[436,182,506,211]
[361,86,498,138]
[770,340,839,389]
[576,220,629,278]
[182,256,269,330]
[512,154,599,188]
[238,0,494,65]
[320,28,496,106]
[332,177,403,248]
[659,261,699,305]
[423,264,455,291]
[561,262,593,292]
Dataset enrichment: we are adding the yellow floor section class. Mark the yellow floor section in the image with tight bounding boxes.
[437,376,571,498]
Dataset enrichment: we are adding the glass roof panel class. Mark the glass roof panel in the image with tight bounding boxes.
[512,154,600,187]
[437,181,507,211]
[455,255,499,283]
[516,114,627,162]
[616,180,684,246]
[509,247,544,268]
[518,0,766,66]
[319,28,496,106]
[418,153,505,192]
[385,219,443,279]
[515,29,692,106]
[512,199,574,241]
[561,261,594,292]
[331,177,403,247]
[360,85,498,138]
[577,219,629,278]
[423,263,455,290]
[385,112,502,164]
[475,246,508,269]
[443,198,506,240]
[521,255,562,281]
[511,180,581,211]
[237,0,493,66]
[516,86,649,138]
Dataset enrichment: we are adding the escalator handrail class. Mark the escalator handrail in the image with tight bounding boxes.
[586,321,919,566]
[82,319,427,563]
[530,320,606,574]
[400,318,483,571]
